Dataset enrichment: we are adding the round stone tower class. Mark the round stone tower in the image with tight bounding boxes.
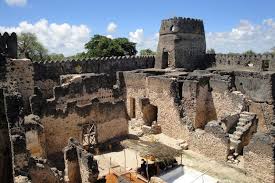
[155,17,206,70]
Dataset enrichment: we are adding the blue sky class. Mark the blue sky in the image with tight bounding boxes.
[1,0,275,55]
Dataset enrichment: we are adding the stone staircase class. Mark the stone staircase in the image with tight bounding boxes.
[227,111,257,163]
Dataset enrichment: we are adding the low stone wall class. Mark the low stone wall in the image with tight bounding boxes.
[243,133,274,183]
[189,122,230,162]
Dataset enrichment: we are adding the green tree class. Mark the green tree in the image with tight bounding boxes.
[243,50,256,55]
[139,49,156,56]
[18,33,48,61]
[206,48,215,54]
[67,52,87,60]
[84,35,137,57]
[270,47,275,55]
[46,53,65,61]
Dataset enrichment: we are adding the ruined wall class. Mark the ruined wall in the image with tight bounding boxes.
[29,73,129,156]
[33,56,154,98]
[64,138,99,183]
[41,101,128,155]
[5,58,34,113]
[182,72,246,130]
[243,133,274,183]
[123,70,190,140]
[210,54,275,71]
[189,123,229,162]
[54,73,119,109]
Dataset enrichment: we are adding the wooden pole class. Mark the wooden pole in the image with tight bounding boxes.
[146,158,149,183]
[136,152,139,170]
[181,153,182,165]
[124,149,126,171]
[109,157,111,174]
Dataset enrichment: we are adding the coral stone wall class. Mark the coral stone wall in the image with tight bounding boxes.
[41,101,128,155]
[156,17,206,69]
[33,56,154,98]
[189,124,229,162]
[210,54,275,71]
[123,71,190,140]
[5,58,34,113]
[32,73,129,156]
[244,134,274,183]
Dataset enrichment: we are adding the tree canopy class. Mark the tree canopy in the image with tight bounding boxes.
[84,35,137,57]
[206,48,215,54]
[243,50,256,55]
[139,49,156,56]
[18,32,48,61]
[18,32,65,61]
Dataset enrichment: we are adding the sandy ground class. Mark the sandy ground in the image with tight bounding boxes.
[95,121,260,183]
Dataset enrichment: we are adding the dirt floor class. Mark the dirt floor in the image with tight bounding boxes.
[94,120,261,183]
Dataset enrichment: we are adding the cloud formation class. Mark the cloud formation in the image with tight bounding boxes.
[128,18,275,54]
[107,22,117,33]
[0,19,91,56]
[5,0,27,7]
[129,29,159,52]
[206,19,275,53]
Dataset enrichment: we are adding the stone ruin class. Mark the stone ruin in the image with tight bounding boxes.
[0,17,274,183]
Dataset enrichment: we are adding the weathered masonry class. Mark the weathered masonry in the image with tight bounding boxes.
[0,16,274,183]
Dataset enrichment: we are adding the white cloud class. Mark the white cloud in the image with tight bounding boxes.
[5,0,27,7]
[0,19,91,56]
[206,19,275,53]
[129,29,159,52]
[106,34,113,39]
[107,22,117,33]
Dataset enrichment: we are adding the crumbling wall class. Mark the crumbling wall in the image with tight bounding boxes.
[123,70,189,139]
[33,56,154,98]
[41,101,128,155]
[182,72,246,130]
[24,114,46,158]
[5,58,34,113]
[64,138,99,183]
[244,133,274,183]
[54,73,118,110]
[189,122,230,161]
[29,73,129,157]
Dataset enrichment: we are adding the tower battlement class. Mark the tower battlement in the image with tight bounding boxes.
[0,32,17,58]
[155,17,206,69]
[160,17,204,35]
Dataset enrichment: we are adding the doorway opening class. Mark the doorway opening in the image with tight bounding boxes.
[262,60,269,71]
[162,51,169,68]
[129,97,136,118]
[142,104,158,126]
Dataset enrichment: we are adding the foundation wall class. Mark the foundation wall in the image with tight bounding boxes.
[189,127,229,162]
[244,133,274,183]
[41,101,128,155]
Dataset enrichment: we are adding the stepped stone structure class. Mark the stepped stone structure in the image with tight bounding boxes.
[0,17,274,183]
